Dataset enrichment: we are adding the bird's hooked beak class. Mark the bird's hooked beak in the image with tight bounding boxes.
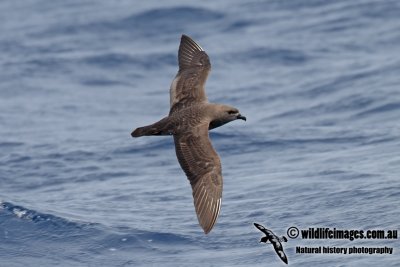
[237,114,246,121]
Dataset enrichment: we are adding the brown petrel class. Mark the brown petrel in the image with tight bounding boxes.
[254,223,288,264]
[131,35,246,234]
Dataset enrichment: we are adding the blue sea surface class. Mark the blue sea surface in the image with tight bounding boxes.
[1,0,399,266]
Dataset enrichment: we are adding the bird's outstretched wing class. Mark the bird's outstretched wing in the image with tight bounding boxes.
[169,35,211,115]
[272,243,289,264]
[254,223,269,234]
[174,123,222,234]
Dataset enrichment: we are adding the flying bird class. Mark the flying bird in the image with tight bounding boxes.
[131,35,246,234]
[254,223,288,264]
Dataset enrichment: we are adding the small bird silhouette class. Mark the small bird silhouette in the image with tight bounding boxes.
[254,223,288,264]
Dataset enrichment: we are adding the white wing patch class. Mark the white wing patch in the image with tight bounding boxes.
[170,75,180,107]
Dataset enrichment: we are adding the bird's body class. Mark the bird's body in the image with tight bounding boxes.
[131,35,245,234]
[132,103,241,137]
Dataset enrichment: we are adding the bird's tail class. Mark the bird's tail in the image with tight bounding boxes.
[131,125,161,137]
[131,117,174,137]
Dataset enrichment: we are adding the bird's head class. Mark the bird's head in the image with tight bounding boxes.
[219,105,246,122]
[259,236,269,243]
[208,104,246,130]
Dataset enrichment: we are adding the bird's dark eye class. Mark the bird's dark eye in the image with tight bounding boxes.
[228,110,236,115]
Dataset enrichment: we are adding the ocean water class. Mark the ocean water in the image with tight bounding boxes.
[1,0,399,266]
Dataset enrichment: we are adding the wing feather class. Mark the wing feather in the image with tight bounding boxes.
[254,223,269,234]
[273,244,288,264]
[174,124,222,234]
[169,35,211,115]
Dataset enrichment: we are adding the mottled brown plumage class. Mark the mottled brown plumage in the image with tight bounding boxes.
[131,35,246,234]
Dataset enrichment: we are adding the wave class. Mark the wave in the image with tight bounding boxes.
[355,101,400,117]
[81,52,175,70]
[231,47,309,65]
[38,6,224,38]
[0,141,24,148]
[0,201,195,266]
[0,201,94,230]
[0,201,192,243]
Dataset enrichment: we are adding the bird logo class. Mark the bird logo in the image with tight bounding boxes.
[254,223,288,264]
